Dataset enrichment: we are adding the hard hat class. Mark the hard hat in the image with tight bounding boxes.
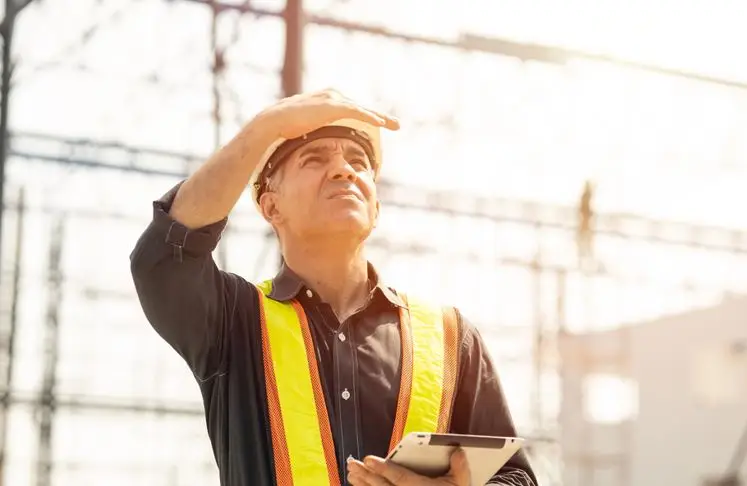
[249,118,382,211]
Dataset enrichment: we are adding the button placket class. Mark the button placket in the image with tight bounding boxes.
[333,320,360,483]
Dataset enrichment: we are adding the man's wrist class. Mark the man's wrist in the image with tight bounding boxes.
[223,115,276,175]
[244,111,279,146]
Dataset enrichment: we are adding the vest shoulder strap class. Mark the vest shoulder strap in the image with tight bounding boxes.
[389,292,460,451]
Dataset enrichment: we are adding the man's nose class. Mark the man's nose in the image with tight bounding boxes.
[328,154,357,181]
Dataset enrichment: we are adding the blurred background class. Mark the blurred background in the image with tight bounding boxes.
[1,0,747,485]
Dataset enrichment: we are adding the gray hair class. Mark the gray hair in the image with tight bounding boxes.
[264,161,286,194]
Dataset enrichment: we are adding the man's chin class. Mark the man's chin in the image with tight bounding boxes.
[314,214,373,238]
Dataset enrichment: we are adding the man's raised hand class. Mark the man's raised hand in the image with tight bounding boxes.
[251,88,400,141]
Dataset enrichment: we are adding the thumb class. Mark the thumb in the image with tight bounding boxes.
[446,449,471,485]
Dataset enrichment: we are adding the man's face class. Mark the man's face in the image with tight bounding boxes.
[259,137,380,241]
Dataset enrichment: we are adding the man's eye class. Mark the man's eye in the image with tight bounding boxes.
[303,157,322,165]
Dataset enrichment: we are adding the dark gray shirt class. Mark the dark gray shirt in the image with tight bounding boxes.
[129,183,537,486]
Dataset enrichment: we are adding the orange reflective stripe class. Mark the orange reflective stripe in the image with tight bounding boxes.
[388,294,460,452]
[256,282,340,486]
[388,301,414,451]
[437,305,459,433]
[257,289,294,485]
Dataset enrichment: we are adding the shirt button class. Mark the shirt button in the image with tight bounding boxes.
[305,289,313,298]
[341,388,351,401]
[338,332,346,342]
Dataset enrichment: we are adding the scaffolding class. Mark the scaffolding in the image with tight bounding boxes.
[557,275,634,486]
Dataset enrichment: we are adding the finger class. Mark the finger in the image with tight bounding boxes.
[323,99,389,127]
[277,91,310,105]
[446,448,471,485]
[344,100,399,130]
[353,472,392,486]
[286,89,400,129]
[347,458,372,481]
[319,90,399,129]
[314,87,345,101]
[359,105,400,130]
[354,103,400,130]
[320,87,342,96]
[347,470,372,486]
[320,98,399,131]
[364,455,416,485]
[347,459,392,486]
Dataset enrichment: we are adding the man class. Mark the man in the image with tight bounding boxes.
[130,89,537,486]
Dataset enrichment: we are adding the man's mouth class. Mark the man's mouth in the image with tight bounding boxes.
[329,189,363,201]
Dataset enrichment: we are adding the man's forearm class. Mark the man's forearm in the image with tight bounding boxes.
[170,120,273,229]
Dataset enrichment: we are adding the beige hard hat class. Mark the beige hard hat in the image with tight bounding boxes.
[249,118,382,211]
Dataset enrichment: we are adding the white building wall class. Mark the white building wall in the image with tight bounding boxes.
[560,298,747,486]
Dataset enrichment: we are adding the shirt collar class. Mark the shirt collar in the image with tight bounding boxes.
[267,261,405,308]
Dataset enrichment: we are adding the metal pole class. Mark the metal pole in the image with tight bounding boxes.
[282,0,304,98]
[0,0,35,286]
[0,187,24,486]
[35,217,64,486]
[0,0,16,284]
[0,4,35,480]
[276,0,304,269]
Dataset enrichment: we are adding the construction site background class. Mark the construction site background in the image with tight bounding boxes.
[1,1,746,485]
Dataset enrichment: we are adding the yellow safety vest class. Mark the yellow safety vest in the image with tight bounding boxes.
[255,280,459,486]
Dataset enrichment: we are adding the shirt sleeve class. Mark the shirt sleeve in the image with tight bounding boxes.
[449,311,539,486]
[129,181,244,381]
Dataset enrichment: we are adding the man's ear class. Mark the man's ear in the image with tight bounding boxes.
[259,193,283,225]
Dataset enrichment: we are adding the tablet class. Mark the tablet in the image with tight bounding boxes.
[385,432,524,486]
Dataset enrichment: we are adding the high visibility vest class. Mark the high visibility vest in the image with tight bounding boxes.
[255,280,459,486]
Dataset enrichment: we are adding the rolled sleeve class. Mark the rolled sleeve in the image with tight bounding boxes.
[151,181,227,260]
[450,311,538,486]
[130,182,236,381]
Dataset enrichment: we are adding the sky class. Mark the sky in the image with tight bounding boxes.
[3,1,747,485]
